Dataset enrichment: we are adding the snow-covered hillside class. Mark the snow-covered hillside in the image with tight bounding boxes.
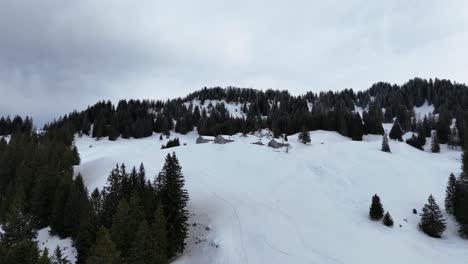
[75,129,468,264]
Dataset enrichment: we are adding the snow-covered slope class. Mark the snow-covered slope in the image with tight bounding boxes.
[75,129,468,264]
[36,227,77,262]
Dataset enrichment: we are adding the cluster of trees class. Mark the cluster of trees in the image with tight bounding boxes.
[369,193,446,236]
[0,116,33,136]
[0,117,190,263]
[0,119,81,262]
[44,78,468,148]
[161,138,181,149]
[369,194,393,227]
[444,129,468,237]
[81,153,189,263]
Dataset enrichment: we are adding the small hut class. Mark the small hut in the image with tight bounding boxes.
[268,139,289,149]
[196,136,214,144]
[213,135,234,144]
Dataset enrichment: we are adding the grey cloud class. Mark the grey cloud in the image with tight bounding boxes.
[0,0,467,126]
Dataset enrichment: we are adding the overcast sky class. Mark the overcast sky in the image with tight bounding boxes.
[1,0,467,125]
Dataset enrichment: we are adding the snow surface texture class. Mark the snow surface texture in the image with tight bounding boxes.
[185,100,246,118]
[36,227,77,262]
[414,101,435,118]
[75,129,468,264]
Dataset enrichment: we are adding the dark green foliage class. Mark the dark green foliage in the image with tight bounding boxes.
[38,248,52,264]
[447,127,459,149]
[86,227,122,264]
[0,205,40,264]
[151,202,168,264]
[389,121,403,141]
[51,246,70,264]
[382,212,394,227]
[128,220,155,264]
[298,128,311,144]
[381,131,391,152]
[110,199,132,258]
[431,131,440,153]
[419,195,446,238]
[436,108,451,144]
[406,134,423,150]
[156,153,189,258]
[369,194,384,220]
[161,138,180,149]
[445,173,457,215]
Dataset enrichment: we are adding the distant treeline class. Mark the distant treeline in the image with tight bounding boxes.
[43,78,468,147]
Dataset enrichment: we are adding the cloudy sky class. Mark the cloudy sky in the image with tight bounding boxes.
[1,0,467,125]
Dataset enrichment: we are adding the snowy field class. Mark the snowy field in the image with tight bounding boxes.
[73,128,468,264]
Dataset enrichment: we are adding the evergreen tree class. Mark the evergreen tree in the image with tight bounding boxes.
[369,194,384,220]
[445,173,457,215]
[298,128,311,144]
[389,121,403,141]
[431,131,440,153]
[38,248,52,264]
[151,202,168,264]
[75,204,98,264]
[448,127,459,148]
[51,246,70,264]
[0,204,40,264]
[110,199,131,258]
[381,131,391,153]
[382,212,394,227]
[156,153,189,258]
[86,227,122,264]
[127,220,155,264]
[419,194,446,238]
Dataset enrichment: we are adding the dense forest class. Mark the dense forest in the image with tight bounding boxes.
[0,116,189,263]
[1,77,468,262]
[41,77,468,147]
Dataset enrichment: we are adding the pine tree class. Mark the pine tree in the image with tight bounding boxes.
[86,227,122,264]
[110,199,131,258]
[151,202,168,264]
[298,128,311,144]
[419,194,446,238]
[381,131,391,153]
[369,194,384,220]
[445,173,457,215]
[382,212,394,227]
[431,131,440,153]
[51,246,70,264]
[38,248,52,264]
[448,127,459,148]
[0,204,40,264]
[127,220,155,264]
[156,153,189,258]
[389,121,403,141]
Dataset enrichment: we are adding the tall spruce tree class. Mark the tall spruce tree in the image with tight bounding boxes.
[369,194,384,220]
[51,246,70,264]
[151,202,168,264]
[431,131,440,153]
[110,199,131,258]
[38,248,52,264]
[381,131,391,153]
[86,227,122,264]
[128,220,155,264]
[419,194,446,238]
[445,173,457,215]
[156,153,189,258]
[389,121,403,141]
